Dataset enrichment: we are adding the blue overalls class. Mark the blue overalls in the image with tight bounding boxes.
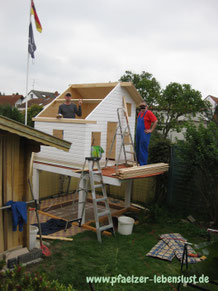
[136,111,151,166]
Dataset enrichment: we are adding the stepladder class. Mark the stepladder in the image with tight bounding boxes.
[73,157,115,243]
[105,97,138,168]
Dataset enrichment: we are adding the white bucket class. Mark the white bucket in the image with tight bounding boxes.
[118,216,135,235]
[29,225,38,250]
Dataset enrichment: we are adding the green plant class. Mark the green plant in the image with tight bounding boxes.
[0,265,75,291]
[177,121,218,224]
[0,260,6,271]
[0,104,24,123]
[27,104,43,127]
[148,132,171,203]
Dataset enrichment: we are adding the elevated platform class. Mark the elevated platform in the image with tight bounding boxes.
[33,160,168,203]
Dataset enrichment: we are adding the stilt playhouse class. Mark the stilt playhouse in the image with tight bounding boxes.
[33,82,143,169]
[31,82,169,235]
[0,116,71,253]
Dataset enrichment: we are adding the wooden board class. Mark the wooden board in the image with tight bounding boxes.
[117,163,169,179]
[91,132,101,146]
[106,122,117,159]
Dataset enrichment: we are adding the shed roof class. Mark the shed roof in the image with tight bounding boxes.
[0,115,71,151]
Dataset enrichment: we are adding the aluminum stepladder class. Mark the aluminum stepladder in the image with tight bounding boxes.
[105,97,138,168]
[68,157,115,243]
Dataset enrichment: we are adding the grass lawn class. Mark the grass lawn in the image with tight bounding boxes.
[27,213,218,291]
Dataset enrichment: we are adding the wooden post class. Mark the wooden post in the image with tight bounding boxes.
[78,177,87,224]
[32,168,40,200]
[125,179,133,207]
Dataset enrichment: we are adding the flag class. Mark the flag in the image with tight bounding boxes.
[31,0,42,33]
[28,22,36,58]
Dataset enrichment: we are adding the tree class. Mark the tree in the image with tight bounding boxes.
[119,71,210,139]
[0,104,24,123]
[27,104,43,127]
[119,70,161,106]
[159,82,209,138]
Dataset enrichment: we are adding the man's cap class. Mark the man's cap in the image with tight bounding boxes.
[65,92,71,97]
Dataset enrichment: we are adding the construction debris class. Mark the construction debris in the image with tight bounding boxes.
[187,215,196,223]
[116,163,169,179]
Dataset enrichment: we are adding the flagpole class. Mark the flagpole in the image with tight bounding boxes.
[25,0,32,125]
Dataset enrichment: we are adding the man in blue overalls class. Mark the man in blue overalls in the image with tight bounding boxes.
[136,102,158,166]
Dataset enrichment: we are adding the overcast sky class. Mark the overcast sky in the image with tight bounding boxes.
[1,0,218,98]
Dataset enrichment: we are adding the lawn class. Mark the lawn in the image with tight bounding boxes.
[27,211,218,291]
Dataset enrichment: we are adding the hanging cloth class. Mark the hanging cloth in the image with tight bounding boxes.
[6,200,27,232]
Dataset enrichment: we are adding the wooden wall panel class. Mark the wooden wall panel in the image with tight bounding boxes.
[3,135,24,250]
[106,122,117,159]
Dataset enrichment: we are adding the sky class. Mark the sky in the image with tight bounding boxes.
[1,0,218,98]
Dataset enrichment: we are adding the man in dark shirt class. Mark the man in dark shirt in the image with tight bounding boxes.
[57,92,82,118]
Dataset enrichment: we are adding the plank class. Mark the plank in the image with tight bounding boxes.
[33,117,96,124]
[116,163,169,179]
[37,235,73,241]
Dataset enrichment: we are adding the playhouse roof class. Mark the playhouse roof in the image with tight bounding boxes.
[0,115,71,151]
[68,82,143,104]
[34,82,143,121]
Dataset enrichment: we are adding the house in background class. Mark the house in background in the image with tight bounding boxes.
[204,95,218,112]
[21,90,59,104]
[0,93,24,108]
[18,96,55,111]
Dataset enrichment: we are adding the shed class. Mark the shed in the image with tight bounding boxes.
[0,115,71,254]
[33,82,143,168]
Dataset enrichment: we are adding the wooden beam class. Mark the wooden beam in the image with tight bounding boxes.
[33,117,97,124]
[69,82,118,88]
[37,235,73,241]
[55,99,103,103]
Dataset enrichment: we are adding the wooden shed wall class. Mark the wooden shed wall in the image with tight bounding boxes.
[0,133,31,253]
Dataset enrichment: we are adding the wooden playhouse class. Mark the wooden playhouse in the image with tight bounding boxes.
[33,82,143,169]
[31,82,169,235]
[0,115,71,254]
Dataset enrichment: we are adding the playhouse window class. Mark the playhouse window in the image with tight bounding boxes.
[91,132,101,146]
[53,129,64,139]
[126,103,132,116]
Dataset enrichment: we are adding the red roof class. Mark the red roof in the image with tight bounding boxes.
[0,94,23,106]
[210,96,218,104]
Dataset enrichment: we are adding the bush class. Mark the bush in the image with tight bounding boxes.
[177,121,218,224]
[0,265,75,291]
[0,104,24,123]
[148,132,172,203]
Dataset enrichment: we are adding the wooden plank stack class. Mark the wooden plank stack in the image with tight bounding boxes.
[116,163,169,179]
